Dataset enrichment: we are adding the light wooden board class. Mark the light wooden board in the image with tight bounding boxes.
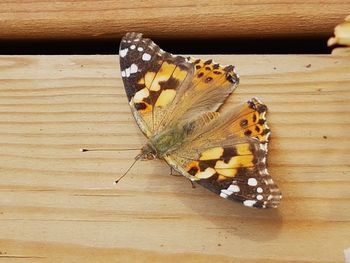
[0,55,349,262]
[0,1,348,39]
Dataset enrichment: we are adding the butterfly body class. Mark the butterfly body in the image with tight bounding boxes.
[139,124,202,182]
[119,32,282,208]
[150,124,188,157]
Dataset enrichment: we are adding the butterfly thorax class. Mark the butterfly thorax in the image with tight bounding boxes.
[144,125,187,158]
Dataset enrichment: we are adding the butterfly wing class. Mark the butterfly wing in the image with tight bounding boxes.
[119,33,239,137]
[167,98,281,208]
[157,57,239,132]
[119,32,194,137]
[119,33,280,208]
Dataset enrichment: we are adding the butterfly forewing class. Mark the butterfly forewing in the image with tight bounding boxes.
[119,32,194,136]
[158,58,239,132]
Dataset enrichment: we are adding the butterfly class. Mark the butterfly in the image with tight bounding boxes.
[119,32,281,208]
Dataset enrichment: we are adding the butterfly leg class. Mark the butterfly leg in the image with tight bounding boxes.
[189,179,196,189]
[169,167,182,177]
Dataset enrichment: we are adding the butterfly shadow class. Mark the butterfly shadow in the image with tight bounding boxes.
[169,176,283,242]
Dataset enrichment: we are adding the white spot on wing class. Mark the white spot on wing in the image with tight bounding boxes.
[130,63,138,74]
[221,189,232,196]
[248,178,258,186]
[257,187,263,193]
[123,64,138,78]
[259,144,267,151]
[119,48,128,57]
[137,47,144,52]
[130,44,136,50]
[256,194,263,200]
[243,200,256,207]
[220,192,228,198]
[125,67,130,77]
[220,184,239,198]
[142,53,151,61]
[227,185,240,193]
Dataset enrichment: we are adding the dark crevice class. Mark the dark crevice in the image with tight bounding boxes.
[0,37,330,55]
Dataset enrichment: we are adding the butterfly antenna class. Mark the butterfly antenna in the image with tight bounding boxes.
[114,154,142,185]
[80,148,140,152]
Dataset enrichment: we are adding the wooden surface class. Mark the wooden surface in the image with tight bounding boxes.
[0,54,349,262]
[0,1,349,40]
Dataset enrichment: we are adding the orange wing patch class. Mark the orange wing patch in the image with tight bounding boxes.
[186,143,255,180]
[134,61,189,111]
[230,98,270,143]
[188,58,239,91]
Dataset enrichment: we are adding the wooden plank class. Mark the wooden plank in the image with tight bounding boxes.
[0,1,348,40]
[0,54,349,262]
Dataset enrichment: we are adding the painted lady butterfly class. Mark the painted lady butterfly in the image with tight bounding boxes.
[119,32,281,208]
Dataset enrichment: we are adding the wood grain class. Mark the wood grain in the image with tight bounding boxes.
[0,55,349,262]
[0,1,348,40]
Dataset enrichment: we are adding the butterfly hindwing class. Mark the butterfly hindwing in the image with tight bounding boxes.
[217,98,281,208]
[194,138,281,209]
[167,98,281,208]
